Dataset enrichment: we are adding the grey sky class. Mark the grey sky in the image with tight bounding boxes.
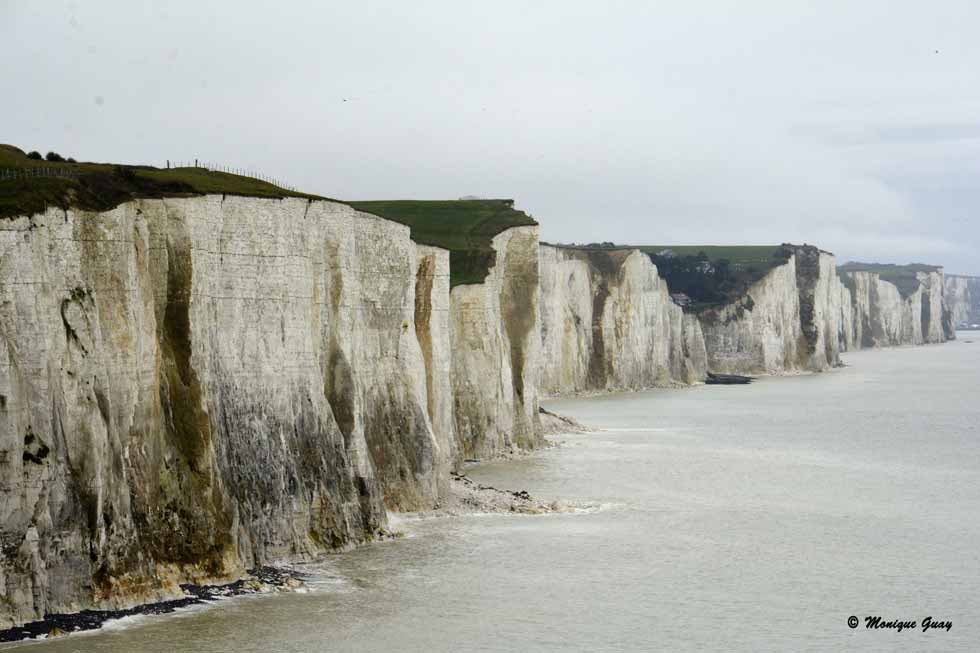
[3,1,979,274]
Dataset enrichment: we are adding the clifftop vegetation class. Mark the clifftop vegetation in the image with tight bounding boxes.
[0,144,321,221]
[643,245,791,309]
[350,199,537,286]
[546,242,788,310]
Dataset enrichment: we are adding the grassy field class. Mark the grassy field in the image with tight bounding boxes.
[0,144,321,221]
[350,200,537,286]
[837,261,940,297]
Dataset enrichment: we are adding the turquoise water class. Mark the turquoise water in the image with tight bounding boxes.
[9,337,979,651]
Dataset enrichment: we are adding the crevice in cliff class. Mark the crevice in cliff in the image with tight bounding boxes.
[59,287,92,355]
[142,228,233,577]
[499,236,539,447]
[581,250,622,391]
[587,282,610,389]
[414,256,436,424]
[321,244,357,447]
[794,246,820,358]
[324,348,356,445]
[160,239,212,468]
[920,286,932,341]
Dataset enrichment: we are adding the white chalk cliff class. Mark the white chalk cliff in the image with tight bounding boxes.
[698,247,847,374]
[538,245,706,395]
[839,268,951,348]
[0,196,457,627]
[450,226,541,459]
[945,274,980,328]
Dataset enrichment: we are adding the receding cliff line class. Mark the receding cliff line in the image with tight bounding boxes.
[540,244,955,393]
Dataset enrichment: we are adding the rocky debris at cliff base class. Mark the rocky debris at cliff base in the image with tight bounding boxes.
[441,472,566,514]
[537,406,592,435]
[461,441,559,466]
[705,372,754,385]
[0,566,306,644]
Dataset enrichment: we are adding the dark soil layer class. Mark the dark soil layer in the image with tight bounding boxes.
[0,566,304,644]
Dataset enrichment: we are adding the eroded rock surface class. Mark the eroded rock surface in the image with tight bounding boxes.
[840,268,953,348]
[945,274,980,329]
[450,227,542,459]
[699,246,846,374]
[538,245,706,395]
[0,196,451,627]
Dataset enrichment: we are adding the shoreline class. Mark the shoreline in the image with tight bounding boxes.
[0,465,579,646]
[0,567,305,645]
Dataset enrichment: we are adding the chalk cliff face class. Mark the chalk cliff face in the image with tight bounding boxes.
[450,227,541,459]
[945,274,980,328]
[538,245,706,395]
[840,269,953,348]
[699,247,845,374]
[0,196,453,627]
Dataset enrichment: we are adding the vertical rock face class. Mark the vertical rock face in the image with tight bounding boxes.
[0,196,452,627]
[699,247,845,374]
[537,245,706,395]
[945,274,980,328]
[450,227,541,459]
[413,245,456,472]
[840,269,953,347]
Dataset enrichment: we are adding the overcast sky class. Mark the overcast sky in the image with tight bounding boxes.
[3,1,979,273]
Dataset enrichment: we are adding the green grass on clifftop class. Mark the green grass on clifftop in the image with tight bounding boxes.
[0,144,321,221]
[642,245,788,309]
[548,243,787,309]
[637,245,781,266]
[350,199,537,286]
[837,261,941,298]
